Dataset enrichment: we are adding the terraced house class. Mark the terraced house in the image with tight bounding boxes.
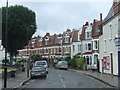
[18,14,102,71]
[18,29,80,62]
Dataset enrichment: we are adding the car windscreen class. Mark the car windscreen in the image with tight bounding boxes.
[32,66,44,70]
[62,61,67,65]
[36,62,46,66]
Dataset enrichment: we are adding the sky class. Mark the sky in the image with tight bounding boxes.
[0,0,113,37]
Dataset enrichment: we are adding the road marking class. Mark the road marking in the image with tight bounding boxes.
[58,74,66,88]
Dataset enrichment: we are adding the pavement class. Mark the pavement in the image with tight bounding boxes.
[0,69,30,89]
[69,69,120,89]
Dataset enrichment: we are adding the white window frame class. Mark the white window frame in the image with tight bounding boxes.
[109,24,112,40]
[73,45,75,52]
[93,40,98,50]
[45,41,48,45]
[65,37,69,43]
[104,39,107,53]
[88,43,92,51]
[58,47,61,53]
[51,48,53,54]
[45,48,48,54]
[86,31,91,39]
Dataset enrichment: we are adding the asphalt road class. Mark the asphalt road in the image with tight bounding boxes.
[23,67,110,88]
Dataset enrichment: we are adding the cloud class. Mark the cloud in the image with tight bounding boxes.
[0,1,113,37]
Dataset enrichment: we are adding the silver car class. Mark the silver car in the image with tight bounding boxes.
[55,61,68,70]
[34,60,48,74]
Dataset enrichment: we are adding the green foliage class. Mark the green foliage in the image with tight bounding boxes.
[30,54,42,62]
[2,5,36,58]
[65,57,71,62]
[68,57,85,69]
[68,58,76,67]
[75,57,85,69]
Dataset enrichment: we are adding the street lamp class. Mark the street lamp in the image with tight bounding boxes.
[4,0,8,88]
[26,25,34,77]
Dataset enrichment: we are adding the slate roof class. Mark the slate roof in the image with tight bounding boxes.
[103,6,114,23]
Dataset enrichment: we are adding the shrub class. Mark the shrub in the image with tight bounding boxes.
[75,57,85,69]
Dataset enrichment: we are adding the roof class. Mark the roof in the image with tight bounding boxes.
[83,52,92,54]
[81,25,87,40]
[103,6,114,23]
[72,30,79,42]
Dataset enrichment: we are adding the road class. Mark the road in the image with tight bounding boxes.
[23,67,110,88]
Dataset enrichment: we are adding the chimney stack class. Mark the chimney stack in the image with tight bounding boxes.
[100,13,103,35]
[85,22,89,26]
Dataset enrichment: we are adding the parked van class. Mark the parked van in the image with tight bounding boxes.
[55,61,68,70]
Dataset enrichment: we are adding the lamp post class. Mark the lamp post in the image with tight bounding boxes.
[26,25,34,77]
[4,0,8,88]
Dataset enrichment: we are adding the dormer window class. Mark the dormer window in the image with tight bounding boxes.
[45,36,49,45]
[58,37,62,44]
[85,26,92,39]
[65,37,69,43]
[86,31,91,39]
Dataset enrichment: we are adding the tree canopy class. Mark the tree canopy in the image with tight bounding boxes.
[2,5,37,57]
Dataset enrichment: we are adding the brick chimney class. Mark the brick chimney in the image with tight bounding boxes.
[85,22,89,26]
[99,13,103,35]
[113,0,120,15]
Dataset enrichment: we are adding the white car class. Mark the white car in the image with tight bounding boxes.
[89,64,97,71]
[35,60,48,73]
[55,61,68,70]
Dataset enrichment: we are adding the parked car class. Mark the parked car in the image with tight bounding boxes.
[34,60,48,74]
[89,64,97,71]
[30,65,47,79]
[55,61,68,70]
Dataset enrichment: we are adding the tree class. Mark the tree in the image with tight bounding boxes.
[30,54,42,62]
[2,5,37,65]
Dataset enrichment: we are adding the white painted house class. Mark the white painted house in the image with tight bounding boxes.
[99,1,120,76]
[71,29,82,58]
[81,22,93,69]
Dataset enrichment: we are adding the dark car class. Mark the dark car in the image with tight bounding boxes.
[30,65,47,79]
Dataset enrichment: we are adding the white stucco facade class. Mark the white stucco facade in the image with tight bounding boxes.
[71,42,81,58]
[99,16,119,75]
